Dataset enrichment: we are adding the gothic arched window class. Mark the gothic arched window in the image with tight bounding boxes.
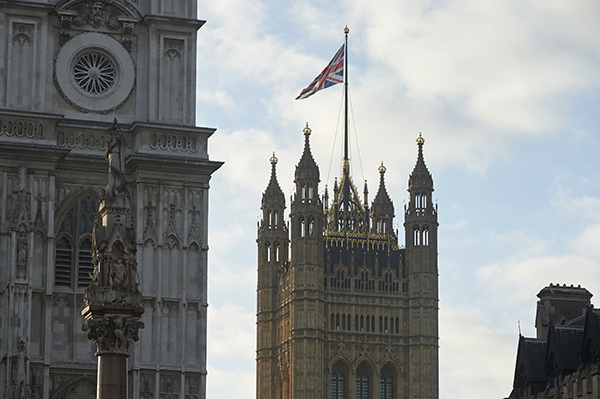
[331,363,346,399]
[355,364,370,399]
[380,365,394,399]
[413,226,420,246]
[55,194,98,288]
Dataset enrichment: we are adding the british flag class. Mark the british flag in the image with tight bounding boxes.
[296,44,345,100]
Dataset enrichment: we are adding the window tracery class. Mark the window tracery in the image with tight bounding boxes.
[379,365,394,399]
[331,364,346,399]
[55,194,97,288]
[356,364,370,399]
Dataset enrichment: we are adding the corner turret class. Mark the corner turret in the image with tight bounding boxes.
[404,133,439,399]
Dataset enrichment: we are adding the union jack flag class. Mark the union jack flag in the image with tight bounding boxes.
[296,44,345,100]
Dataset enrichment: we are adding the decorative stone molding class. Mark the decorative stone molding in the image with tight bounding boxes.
[164,39,183,60]
[187,205,200,247]
[82,313,144,356]
[0,119,44,139]
[140,375,155,399]
[34,194,47,236]
[12,23,33,46]
[56,0,140,49]
[160,375,181,399]
[163,204,181,246]
[16,232,27,279]
[57,130,109,150]
[10,161,32,232]
[150,134,198,153]
[142,201,157,245]
[121,21,134,52]
[185,384,199,399]
[58,14,74,46]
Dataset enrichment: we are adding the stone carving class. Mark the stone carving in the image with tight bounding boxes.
[58,15,72,45]
[8,340,32,399]
[16,233,27,279]
[10,161,32,232]
[71,0,122,30]
[185,385,199,399]
[163,204,181,246]
[355,343,375,366]
[187,206,200,247]
[13,23,32,46]
[82,315,143,356]
[164,39,183,60]
[82,120,144,361]
[34,194,46,236]
[150,134,198,153]
[160,383,178,399]
[0,119,44,139]
[140,374,154,399]
[85,218,140,306]
[104,119,129,200]
[142,201,157,244]
[122,21,134,52]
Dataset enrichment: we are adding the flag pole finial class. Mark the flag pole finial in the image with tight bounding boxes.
[344,25,349,35]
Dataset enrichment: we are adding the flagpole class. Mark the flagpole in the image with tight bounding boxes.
[344,26,349,163]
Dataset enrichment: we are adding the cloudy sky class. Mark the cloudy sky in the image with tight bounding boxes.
[194,1,600,398]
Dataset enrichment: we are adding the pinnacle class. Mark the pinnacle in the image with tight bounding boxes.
[372,162,394,216]
[408,133,433,190]
[295,123,320,183]
[262,153,285,208]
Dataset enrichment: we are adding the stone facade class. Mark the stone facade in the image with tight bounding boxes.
[0,1,222,398]
[257,128,439,399]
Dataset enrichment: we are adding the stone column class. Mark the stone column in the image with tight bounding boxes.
[82,120,144,399]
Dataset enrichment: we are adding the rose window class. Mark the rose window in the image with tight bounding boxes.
[73,52,115,95]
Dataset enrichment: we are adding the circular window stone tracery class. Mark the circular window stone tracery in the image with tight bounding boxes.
[54,32,135,114]
[73,52,116,95]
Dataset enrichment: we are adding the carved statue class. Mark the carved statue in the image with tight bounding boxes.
[16,233,27,278]
[105,119,129,199]
[109,258,128,302]
[9,340,32,399]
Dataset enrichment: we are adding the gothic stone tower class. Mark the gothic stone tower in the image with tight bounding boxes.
[0,1,222,398]
[257,127,439,399]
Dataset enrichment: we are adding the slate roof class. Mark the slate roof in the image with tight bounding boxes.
[546,324,584,374]
[513,336,547,388]
[581,307,600,363]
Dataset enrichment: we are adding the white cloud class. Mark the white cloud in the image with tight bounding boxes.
[439,303,517,398]
[207,302,256,360]
[207,367,255,399]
